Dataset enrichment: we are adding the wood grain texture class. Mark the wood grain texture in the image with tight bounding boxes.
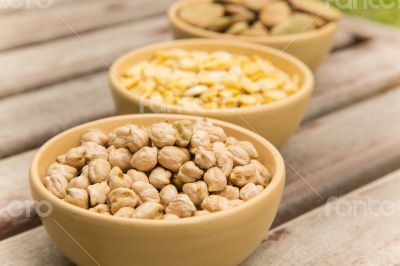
[0,15,171,99]
[0,72,114,159]
[0,0,175,52]
[0,0,74,16]
[276,87,400,226]
[243,169,400,265]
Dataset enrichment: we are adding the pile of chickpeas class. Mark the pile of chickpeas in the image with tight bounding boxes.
[45,119,271,220]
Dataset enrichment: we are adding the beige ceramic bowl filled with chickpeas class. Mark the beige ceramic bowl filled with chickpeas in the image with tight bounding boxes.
[30,114,285,266]
[109,39,314,148]
[168,0,341,70]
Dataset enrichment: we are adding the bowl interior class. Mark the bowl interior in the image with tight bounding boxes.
[32,114,285,224]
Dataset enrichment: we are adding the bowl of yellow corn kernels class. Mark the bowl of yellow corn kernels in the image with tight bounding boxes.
[109,39,313,148]
[30,114,286,266]
[168,0,341,70]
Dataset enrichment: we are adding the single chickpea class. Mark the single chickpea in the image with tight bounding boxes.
[239,183,264,201]
[109,124,149,153]
[225,137,238,146]
[81,165,89,177]
[237,141,259,159]
[229,164,257,187]
[68,175,90,190]
[131,181,160,203]
[166,194,196,218]
[211,141,226,152]
[88,158,111,183]
[201,195,229,212]
[194,210,210,216]
[179,147,191,162]
[250,159,272,187]
[47,163,77,182]
[82,142,108,161]
[158,146,189,172]
[81,129,109,146]
[190,130,211,153]
[133,202,164,219]
[203,126,226,143]
[108,146,132,172]
[225,199,244,209]
[159,184,179,207]
[172,174,185,191]
[130,146,158,172]
[162,214,180,220]
[177,161,204,183]
[64,188,89,209]
[217,185,239,200]
[44,174,68,198]
[182,181,209,206]
[109,167,133,190]
[87,182,111,206]
[214,149,234,177]
[114,207,135,218]
[108,188,138,214]
[149,167,172,189]
[204,167,227,192]
[194,146,216,170]
[174,120,194,147]
[89,204,110,215]
[126,169,149,184]
[149,122,177,148]
[228,145,250,166]
[194,119,214,131]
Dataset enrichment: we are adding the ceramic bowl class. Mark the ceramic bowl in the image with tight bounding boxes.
[109,39,314,148]
[168,0,340,70]
[30,114,286,266]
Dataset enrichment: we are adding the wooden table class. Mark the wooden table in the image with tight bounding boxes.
[1,1,400,265]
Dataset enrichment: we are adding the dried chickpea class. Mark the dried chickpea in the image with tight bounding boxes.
[130,146,158,172]
[201,195,229,212]
[214,149,234,177]
[227,145,250,166]
[225,199,244,209]
[109,124,149,153]
[203,125,226,143]
[149,167,172,189]
[239,183,264,201]
[204,167,227,192]
[182,181,209,206]
[81,165,89,177]
[81,129,108,146]
[217,185,240,200]
[211,141,226,152]
[177,161,204,183]
[194,146,216,170]
[127,169,149,183]
[68,175,89,190]
[225,136,239,146]
[64,146,86,169]
[114,207,135,218]
[108,188,138,214]
[108,146,132,171]
[251,159,272,187]
[88,182,110,206]
[149,122,177,148]
[158,146,189,172]
[82,142,108,161]
[166,194,196,218]
[133,202,164,219]
[190,130,211,153]
[44,174,68,198]
[237,141,259,159]
[64,188,89,209]
[89,204,110,215]
[109,167,133,190]
[47,163,77,182]
[88,158,111,183]
[194,210,210,216]
[159,184,179,207]
[131,181,160,203]
[162,213,180,220]
[172,174,185,191]
[229,164,257,187]
[174,120,194,147]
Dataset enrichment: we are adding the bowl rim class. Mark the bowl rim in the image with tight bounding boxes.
[109,39,314,116]
[168,0,340,44]
[30,114,286,227]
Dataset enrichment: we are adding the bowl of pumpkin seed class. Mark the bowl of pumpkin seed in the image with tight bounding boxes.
[109,39,314,148]
[168,0,341,70]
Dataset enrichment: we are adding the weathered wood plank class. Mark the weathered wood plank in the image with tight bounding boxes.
[0,72,114,158]
[0,0,175,52]
[0,15,170,99]
[0,0,74,16]
[276,87,400,225]
[243,169,400,265]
